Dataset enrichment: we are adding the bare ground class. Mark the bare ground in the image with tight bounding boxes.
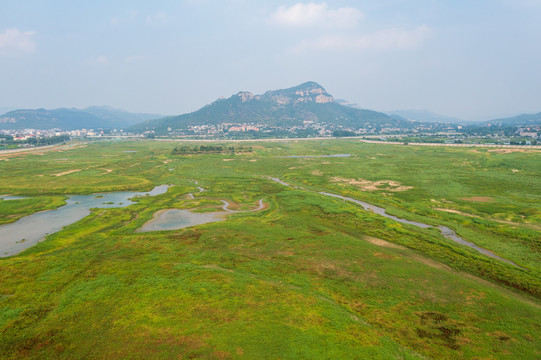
[332,177,413,192]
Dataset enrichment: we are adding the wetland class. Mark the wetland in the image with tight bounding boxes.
[0,139,539,359]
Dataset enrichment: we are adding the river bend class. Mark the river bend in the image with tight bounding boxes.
[270,177,519,267]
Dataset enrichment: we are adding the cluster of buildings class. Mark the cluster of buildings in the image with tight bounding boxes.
[177,120,441,138]
[517,126,540,139]
[0,128,66,141]
[0,128,145,145]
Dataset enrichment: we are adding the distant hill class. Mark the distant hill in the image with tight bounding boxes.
[481,112,541,126]
[388,109,464,124]
[0,106,163,130]
[334,99,363,109]
[130,82,408,133]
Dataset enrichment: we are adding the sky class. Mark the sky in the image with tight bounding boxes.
[1,0,540,121]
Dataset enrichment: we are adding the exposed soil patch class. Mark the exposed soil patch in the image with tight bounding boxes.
[434,208,478,217]
[99,168,113,175]
[223,159,234,162]
[311,170,323,176]
[52,169,82,177]
[461,197,493,202]
[332,177,413,192]
[363,235,406,250]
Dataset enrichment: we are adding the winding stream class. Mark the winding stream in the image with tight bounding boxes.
[0,185,170,257]
[270,177,519,267]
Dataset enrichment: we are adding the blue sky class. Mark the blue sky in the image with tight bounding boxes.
[1,0,540,120]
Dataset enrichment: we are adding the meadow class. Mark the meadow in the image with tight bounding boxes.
[0,139,539,359]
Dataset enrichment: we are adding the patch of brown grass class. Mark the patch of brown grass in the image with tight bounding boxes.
[332,177,413,192]
[461,197,493,202]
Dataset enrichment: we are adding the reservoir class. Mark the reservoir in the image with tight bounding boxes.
[0,185,169,257]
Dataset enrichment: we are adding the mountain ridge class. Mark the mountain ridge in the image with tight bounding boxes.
[0,106,164,130]
[480,112,541,126]
[130,82,406,133]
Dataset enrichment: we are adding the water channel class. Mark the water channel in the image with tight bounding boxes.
[0,185,170,257]
[270,177,519,267]
[0,195,30,200]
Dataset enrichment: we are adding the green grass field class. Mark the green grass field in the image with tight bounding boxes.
[0,139,539,359]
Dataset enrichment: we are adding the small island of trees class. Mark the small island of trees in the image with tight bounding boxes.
[171,145,253,155]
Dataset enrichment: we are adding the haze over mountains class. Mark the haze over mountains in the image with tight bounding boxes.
[0,106,164,130]
[387,109,465,124]
[480,112,541,126]
[0,82,539,132]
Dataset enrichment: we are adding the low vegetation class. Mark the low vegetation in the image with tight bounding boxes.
[0,139,539,359]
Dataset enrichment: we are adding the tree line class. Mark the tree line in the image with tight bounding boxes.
[172,145,253,155]
[0,135,70,148]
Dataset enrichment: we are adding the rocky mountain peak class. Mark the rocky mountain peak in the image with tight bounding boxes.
[236,91,256,102]
[262,81,334,105]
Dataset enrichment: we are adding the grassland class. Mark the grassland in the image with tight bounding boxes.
[0,139,539,359]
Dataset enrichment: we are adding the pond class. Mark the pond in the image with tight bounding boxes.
[137,209,226,232]
[137,199,265,232]
[0,185,170,257]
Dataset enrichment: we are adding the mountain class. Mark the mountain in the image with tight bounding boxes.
[481,112,541,126]
[0,106,163,130]
[130,82,407,133]
[387,109,464,124]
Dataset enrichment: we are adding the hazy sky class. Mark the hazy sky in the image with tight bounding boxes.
[1,0,540,120]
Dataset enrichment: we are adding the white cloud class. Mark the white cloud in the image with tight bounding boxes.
[293,25,431,52]
[96,55,109,65]
[0,28,36,55]
[270,2,363,28]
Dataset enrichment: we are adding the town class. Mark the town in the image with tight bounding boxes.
[1,122,538,149]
